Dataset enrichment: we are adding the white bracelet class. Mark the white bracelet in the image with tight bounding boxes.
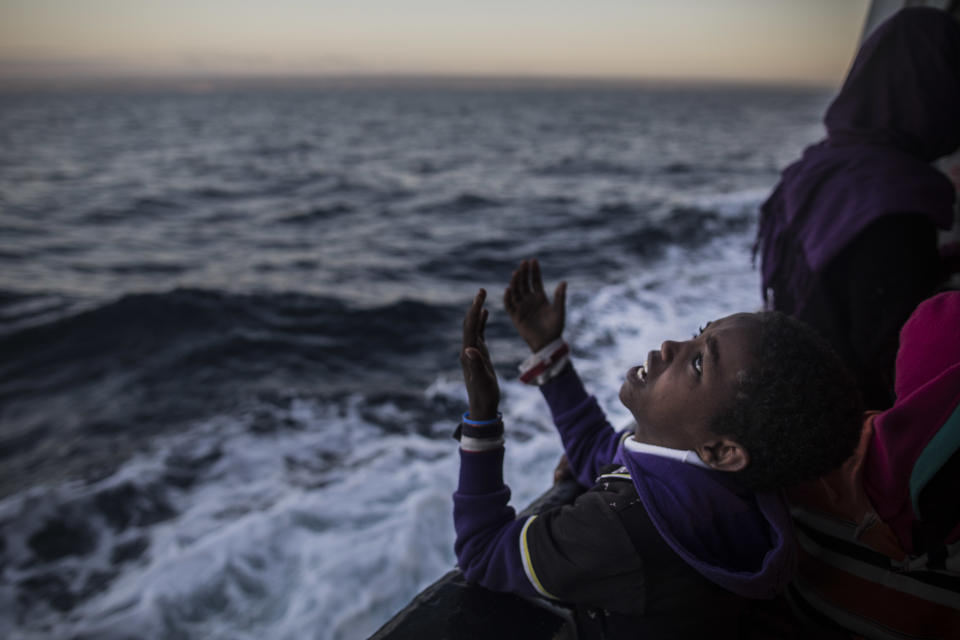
[460,435,505,452]
[518,338,570,386]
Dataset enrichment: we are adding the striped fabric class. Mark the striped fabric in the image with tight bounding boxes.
[788,505,960,639]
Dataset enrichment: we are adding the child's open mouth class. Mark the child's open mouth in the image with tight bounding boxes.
[629,365,648,384]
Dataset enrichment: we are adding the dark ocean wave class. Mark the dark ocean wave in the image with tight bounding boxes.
[0,221,45,238]
[81,197,184,223]
[662,162,693,174]
[0,439,224,616]
[608,205,755,257]
[0,291,82,338]
[276,203,354,224]
[0,288,463,496]
[88,261,191,275]
[535,157,638,177]
[0,288,461,392]
[415,192,504,214]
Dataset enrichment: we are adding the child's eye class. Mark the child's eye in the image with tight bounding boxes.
[693,352,703,375]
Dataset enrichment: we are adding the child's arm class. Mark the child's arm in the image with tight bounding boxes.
[454,290,642,602]
[455,288,539,596]
[504,259,621,485]
[538,364,624,486]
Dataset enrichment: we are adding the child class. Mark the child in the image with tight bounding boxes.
[454,259,863,638]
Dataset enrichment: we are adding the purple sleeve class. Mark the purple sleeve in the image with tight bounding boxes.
[452,447,539,597]
[540,365,622,487]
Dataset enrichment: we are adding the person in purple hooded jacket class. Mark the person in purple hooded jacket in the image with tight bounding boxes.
[754,8,960,410]
[453,259,863,639]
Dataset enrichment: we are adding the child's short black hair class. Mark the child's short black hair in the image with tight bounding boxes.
[709,311,863,491]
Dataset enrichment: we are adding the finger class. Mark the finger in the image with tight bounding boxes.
[503,287,515,313]
[553,281,567,316]
[477,309,491,358]
[531,259,545,295]
[462,288,486,349]
[520,259,533,295]
[508,267,524,305]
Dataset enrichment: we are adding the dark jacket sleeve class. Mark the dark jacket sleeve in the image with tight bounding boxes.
[453,446,644,609]
[540,364,623,487]
[523,489,647,615]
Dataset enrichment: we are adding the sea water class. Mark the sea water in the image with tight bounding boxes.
[0,84,830,639]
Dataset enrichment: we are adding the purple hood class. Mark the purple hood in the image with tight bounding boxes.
[613,447,796,599]
[755,8,960,311]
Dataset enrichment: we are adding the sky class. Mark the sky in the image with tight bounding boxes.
[0,0,871,87]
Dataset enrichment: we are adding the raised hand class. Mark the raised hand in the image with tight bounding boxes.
[503,259,567,352]
[460,289,500,421]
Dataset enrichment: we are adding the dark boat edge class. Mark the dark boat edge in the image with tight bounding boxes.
[368,478,585,640]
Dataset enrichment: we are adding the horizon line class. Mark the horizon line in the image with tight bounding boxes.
[0,71,838,93]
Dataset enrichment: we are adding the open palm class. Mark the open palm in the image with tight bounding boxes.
[503,259,566,352]
[460,289,500,420]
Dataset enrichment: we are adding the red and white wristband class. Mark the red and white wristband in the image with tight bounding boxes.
[518,338,570,386]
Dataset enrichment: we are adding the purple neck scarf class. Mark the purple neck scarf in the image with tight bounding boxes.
[755,8,960,311]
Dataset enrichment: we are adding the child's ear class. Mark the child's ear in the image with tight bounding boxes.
[697,438,749,472]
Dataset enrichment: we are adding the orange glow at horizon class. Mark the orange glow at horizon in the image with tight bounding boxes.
[0,0,870,87]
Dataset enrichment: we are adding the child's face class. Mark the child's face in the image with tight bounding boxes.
[619,313,760,450]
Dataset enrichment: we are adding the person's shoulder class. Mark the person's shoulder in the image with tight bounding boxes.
[538,468,643,535]
[587,464,642,510]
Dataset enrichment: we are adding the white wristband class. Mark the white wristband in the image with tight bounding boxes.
[460,435,505,452]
